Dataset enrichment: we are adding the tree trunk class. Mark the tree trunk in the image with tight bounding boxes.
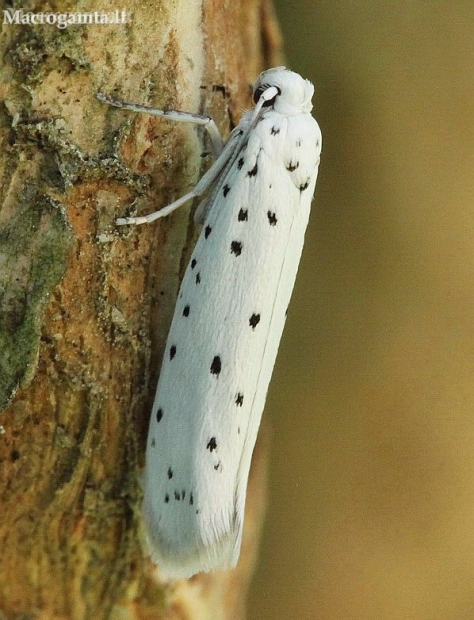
[0,1,282,618]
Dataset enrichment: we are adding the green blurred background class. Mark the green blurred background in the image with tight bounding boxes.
[248,2,474,619]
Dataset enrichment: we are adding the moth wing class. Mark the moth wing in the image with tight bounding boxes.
[144,111,321,578]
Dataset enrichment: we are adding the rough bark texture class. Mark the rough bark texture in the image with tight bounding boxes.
[0,1,282,618]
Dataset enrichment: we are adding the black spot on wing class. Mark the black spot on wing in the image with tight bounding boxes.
[207,437,217,452]
[183,305,190,317]
[204,225,212,238]
[165,494,170,503]
[210,355,221,375]
[267,211,277,226]
[248,162,258,177]
[287,161,299,172]
[235,393,244,406]
[238,208,248,222]
[169,345,176,360]
[237,157,244,169]
[271,126,280,135]
[191,258,197,269]
[231,241,242,256]
[249,313,261,329]
[156,408,163,423]
[223,184,230,197]
[195,272,201,284]
[299,179,310,191]
[167,467,173,479]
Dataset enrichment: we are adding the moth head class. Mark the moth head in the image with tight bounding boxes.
[253,67,314,115]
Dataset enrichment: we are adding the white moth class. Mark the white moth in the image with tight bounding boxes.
[98,67,322,579]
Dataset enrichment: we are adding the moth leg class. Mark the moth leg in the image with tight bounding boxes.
[96,92,224,157]
[116,189,199,225]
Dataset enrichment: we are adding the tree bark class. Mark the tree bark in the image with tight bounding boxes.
[0,1,282,618]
